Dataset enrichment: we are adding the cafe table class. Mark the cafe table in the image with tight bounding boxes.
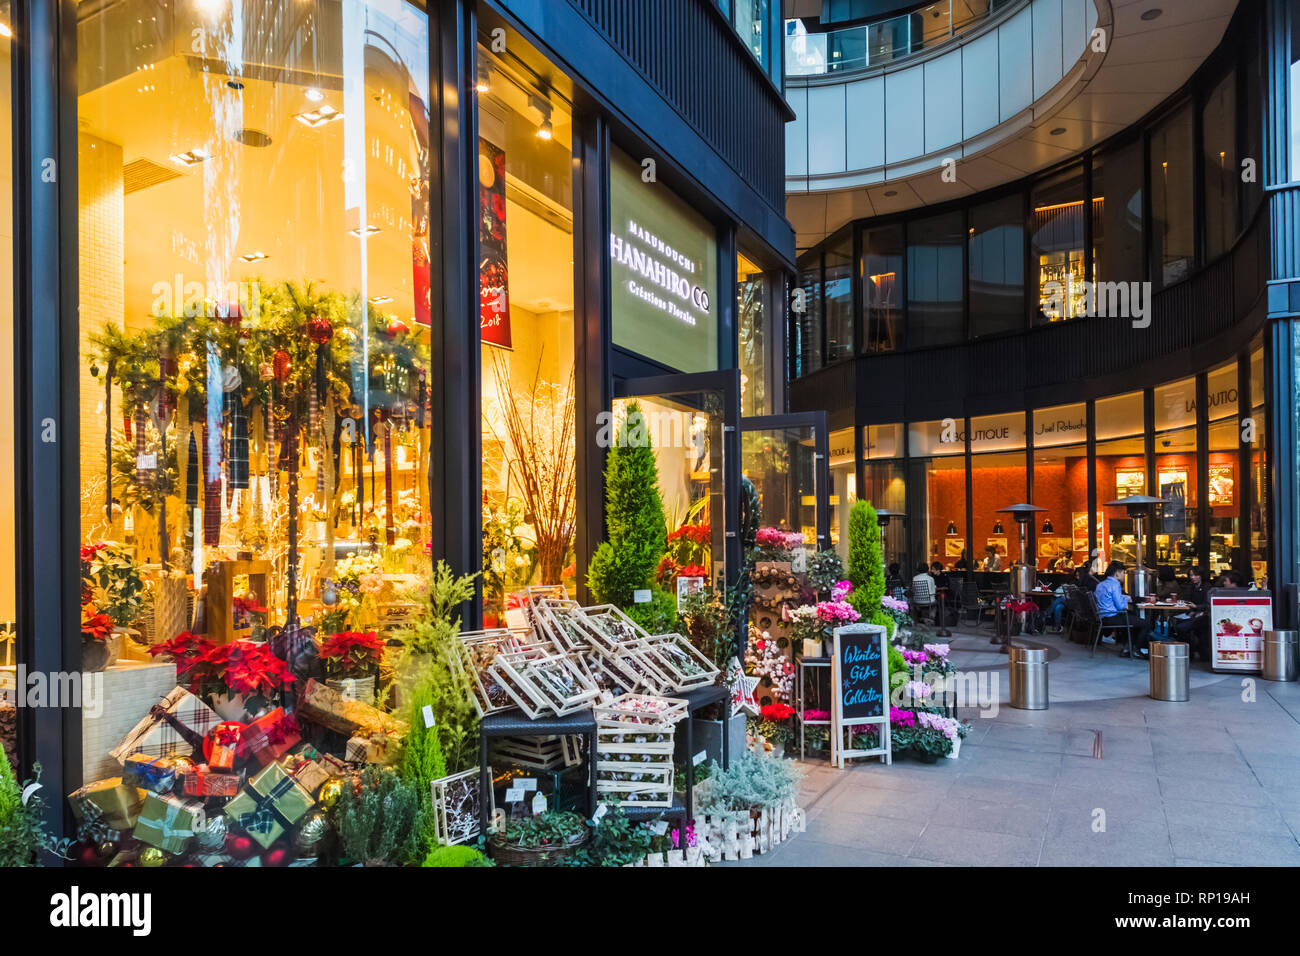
[1136,600,1194,640]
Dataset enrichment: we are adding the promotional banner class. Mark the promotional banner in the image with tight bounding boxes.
[478,139,512,348]
[1209,590,1272,672]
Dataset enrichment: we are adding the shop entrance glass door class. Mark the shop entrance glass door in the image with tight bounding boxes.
[740,412,831,557]
[612,370,741,592]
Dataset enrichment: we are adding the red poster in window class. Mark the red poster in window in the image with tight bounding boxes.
[410,86,432,327]
[478,139,511,348]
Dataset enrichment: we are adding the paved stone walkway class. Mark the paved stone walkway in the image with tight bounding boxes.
[733,627,1300,867]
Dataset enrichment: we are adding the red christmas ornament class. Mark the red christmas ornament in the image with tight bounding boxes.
[263,846,291,867]
[385,318,409,339]
[272,349,292,382]
[76,843,101,866]
[306,313,333,345]
[225,834,255,860]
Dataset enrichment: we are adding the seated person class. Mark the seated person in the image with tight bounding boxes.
[1047,583,1068,632]
[1156,565,1179,600]
[984,547,1002,572]
[929,561,948,593]
[1171,566,1210,660]
[1096,560,1151,658]
[886,563,905,597]
[1076,562,1100,592]
[911,563,936,621]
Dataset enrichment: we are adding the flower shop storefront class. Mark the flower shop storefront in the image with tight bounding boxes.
[0,0,810,867]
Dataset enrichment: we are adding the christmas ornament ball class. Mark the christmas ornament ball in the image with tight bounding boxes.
[95,840,118,859]
[225,834,255,860]
[139,847,168,868]
[317,778,344,810]
[263,846,291,867]
[385,318,410,339]
[295,812,327,856]
[75,843,101,866]
[306,314,334,344]
[198,813,228,851]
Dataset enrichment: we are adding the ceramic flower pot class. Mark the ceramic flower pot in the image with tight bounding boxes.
[801,638,823,658]
[81,637,117,672]
[946,736,962,759]
[210,690,251,722]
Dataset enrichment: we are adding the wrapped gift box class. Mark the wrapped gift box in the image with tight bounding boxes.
[297,679,408,739]
[241,708,301,766]
[110,686,218,764]
[344,730,402,765]
[225,762,314,850]
[122,753,180,793]
[177,764,241,798]
[205,721,246,771]
[68,777,145,833]
[134,792,206,854]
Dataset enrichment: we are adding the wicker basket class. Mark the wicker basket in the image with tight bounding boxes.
[489,830,588,867]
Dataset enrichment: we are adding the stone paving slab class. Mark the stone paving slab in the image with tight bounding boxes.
[726,623,1300,867]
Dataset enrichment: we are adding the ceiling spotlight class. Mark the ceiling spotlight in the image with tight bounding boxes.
[1140,8,1162,20]
[537,117,553,140]
[227,80,244,91]
[946,521,957,535]
[305,87,324,103]
[476,62,491,93]
[349,224,382,238]
[993,520,1004,535]
[1042,518,1054,534]
[368,294,393,304]
[294,104,342,128]
[0,23,15,38]
[238,251,269,262]
[1049,127,1066,135]
[169,147,209,167]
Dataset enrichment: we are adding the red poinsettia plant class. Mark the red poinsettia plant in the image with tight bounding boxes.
[319,630,385,678]
[760,702,796,722]
[162,638,295,707]
[665,522,711,568]
[149,631,217,677]
[231,595,268,625]
[80,604,113,644]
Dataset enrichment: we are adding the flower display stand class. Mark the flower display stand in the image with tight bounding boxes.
[625,843,710,867]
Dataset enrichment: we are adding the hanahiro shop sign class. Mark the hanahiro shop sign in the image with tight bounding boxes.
[610,220,712,327]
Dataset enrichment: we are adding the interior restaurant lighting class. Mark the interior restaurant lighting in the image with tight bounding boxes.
[532,93,553,139]
[992,520,1004,534]
[946,521,958,535]
[238,250,269,262]
[295,104,343,128]
[476,61,491,93]
[0,23,12,38]
[169,147,209,167]
[348,224,382,238]
[1042,517,1054,534]
[305,87,324,102]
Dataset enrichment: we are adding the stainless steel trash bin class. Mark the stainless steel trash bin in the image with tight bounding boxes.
[1262,630,1299,682]
[1008,644,1048,710]
[1149,641,1189,701]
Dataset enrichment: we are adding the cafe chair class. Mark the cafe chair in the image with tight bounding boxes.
[1086,590,1136,659]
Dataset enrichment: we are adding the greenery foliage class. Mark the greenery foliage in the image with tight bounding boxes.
[587,403,669,613]
[399,680,447,861]
[0,751,51,867]
[699,753,803,813]
[847,500,893,635]
[422,843,494,867]
[495,810,586,848]
[334,765,420,866]
[570,804,652,867]
[390,561,481,773]
[806,548,846,598]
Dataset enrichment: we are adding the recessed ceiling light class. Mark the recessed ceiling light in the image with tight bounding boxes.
[537,118,553,140]
[0,23,14,38]
[238,251,269,262]
[368,294,393,304]
[349,224,382,238]
[883,189,898,197]
[476,62,491,93]
[227,80,244,90]
[294,104,342,128]
[1140,8,1162,20]
[1050,127,1067,135]
[305,87,324,102]
[169,148,209,167]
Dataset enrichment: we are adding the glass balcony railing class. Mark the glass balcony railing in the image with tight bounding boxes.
[785,0,1018,77]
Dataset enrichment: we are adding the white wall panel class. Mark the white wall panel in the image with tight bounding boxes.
[884,65,925,164]
[998,7,1035,121]
[961,31,1001,139]
[845,76,886,171]
[1032,0,1064,98]
[924,53,963,153]
[785,85,808,177]
[807,83,846,174]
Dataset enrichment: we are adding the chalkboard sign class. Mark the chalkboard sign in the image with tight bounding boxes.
[830,623,891,768]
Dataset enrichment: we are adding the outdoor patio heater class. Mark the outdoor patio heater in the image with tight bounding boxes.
[996,503,1047,597]
[875,508,904,570]
[1103,494,1169,599]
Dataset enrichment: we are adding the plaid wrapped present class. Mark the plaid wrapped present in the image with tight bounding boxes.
[283,756,332,796]
[296,679,409,740]
[178,764,241,798]
[226,762,314,850]
[345,730,403,765]
[69,777,145,833]
[134,792,206,854]
[110,687,218,764]
[205,721,246,771]
[242,708,301,767]
[122,753,180,794]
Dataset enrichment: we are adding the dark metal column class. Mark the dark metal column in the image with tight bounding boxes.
[428,0,480,623]
[12,0,83,832]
